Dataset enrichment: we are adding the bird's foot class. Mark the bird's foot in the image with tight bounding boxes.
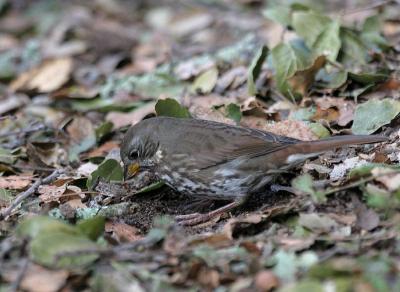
[175,200,242,226]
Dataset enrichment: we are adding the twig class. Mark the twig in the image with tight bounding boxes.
[9,258,29,292]
[0,169,63,220]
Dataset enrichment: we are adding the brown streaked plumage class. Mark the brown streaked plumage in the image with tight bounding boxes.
[121,117,387,225]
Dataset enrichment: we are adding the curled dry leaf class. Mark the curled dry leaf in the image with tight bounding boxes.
[105,221,143,243]
[0,175,32,190]
[11,57,73,93]
[86,141,120,158]
[106,102,156,128]
[313,97,355,126]
[371,167,400,192]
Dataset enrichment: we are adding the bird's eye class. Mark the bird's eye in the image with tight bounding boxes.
[129,150,139,160]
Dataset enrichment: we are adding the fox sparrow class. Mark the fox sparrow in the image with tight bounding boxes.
[121,117,387,226]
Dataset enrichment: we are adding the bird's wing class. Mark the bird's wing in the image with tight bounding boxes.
[164,119,299,170]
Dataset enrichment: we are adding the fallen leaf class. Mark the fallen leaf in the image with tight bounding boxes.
[0,175,32,190]
[371,167,400,192]
[155,98,191,118]
[105,221,143,243]
[352,195,380,231]
[313,97,355,126]
[11,57,73,93]
[254,270,280,291]
[352,98,400,135]
[191,67,219,94]
[247,45,268,95]
[86,141,120,158]
[67,116,96,161]
[106,102,156,128]
[298,213,338,233]
[241,119,318,141]
[3,263,68,292]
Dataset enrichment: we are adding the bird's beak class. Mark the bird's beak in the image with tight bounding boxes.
[124,162,140,180]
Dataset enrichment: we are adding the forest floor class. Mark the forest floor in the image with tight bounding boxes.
[0,0,400,291]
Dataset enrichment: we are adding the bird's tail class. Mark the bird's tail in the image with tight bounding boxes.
[278,134,387,165]
[294,135,388,154]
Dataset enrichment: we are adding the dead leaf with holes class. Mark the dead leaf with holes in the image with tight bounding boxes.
[10,57,73,93]
[38,184,83,204]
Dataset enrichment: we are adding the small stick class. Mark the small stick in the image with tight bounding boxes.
[9,258,29,292]
[0,169,63,220]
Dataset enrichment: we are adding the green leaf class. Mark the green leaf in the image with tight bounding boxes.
[361,15,390,52]
[292,11,332,49]
[316,68,348,89]
[292,173,326,202]
[30,231,100,268]
[191,67,219,94]
[101,64,185,99]
[312,20,341,61]
[309,123,330,138]
[72,98,142,112]
[340,28,368,65]
[292,11,340,61]
[95,121,113,141]
[87,159,124,189]
[351,99,400,134]
[137,181,165,194]
[262,5,291,27]
[348,72,388,85]
[155,98,191,118]
[279,280,324,292]
[271,41,312,96]
[77,216,105,241]
[16,216,78,239]
[0,188,13,204]
[225,103,242,123]
[247,45,269,95]
[0,147,15,164]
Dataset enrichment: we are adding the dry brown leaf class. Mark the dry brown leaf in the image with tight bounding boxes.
[67,116,94,143]
[86,141,120,158]
[313,97,355,126]
[275,237,315,251]
[2,263,68,292]
[372,167,400,192]
[105,221,143,243]
[352,196,380,231]
[223,213,263,239]
[106,102,156,128]
[0,175,32,190]
[288,55,326,96]
[254,270,280,292]
[241,118,317,141]
[38,184,83,204]
[11,57,73,93]
[197,268,220,289]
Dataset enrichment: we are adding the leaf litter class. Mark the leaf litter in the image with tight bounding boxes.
[0,1,399,291]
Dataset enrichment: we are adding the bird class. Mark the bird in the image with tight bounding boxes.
[120,116,387,226]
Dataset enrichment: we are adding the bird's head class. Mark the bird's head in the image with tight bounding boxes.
[120,120,160,181]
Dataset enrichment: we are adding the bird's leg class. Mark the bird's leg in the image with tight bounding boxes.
[175,197,245,226]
